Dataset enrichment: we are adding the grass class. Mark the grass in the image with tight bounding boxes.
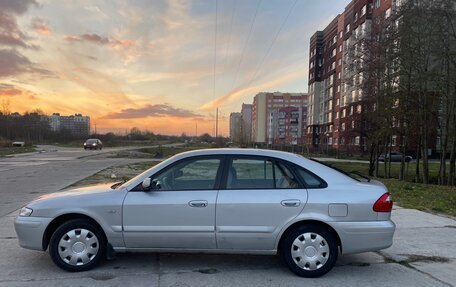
[0,146,36,157]
[328,162,456,217]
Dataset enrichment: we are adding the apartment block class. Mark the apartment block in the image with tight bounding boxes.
[241,103,252,143]
[47,113,90,137]
[252,92,308,145]
[307,0,393,153]
[229,112,242,142]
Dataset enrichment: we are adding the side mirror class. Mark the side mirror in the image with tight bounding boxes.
[142,178,152,190]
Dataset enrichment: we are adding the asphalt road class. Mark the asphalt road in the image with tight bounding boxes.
[0,146,455,287]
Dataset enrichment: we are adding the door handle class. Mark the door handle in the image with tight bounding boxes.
[281,200,301,207]
[188,200,208,208]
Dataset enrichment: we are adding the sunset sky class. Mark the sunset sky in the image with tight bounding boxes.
[0,0,347,136]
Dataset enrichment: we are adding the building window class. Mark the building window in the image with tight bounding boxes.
[392,135,397,146]
[357,104,362,113]
[355,136,360,145]
[351,121,355,129]
[375,0,380,9]
[342,109,346,117]
[385,8,391,18]
[339,31,343,38]
[345,24,350,33]
[341,123,345,131]
[354,12,358,21]
[361,5,367,16]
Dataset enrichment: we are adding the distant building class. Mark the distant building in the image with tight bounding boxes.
[229,112,242,142]
[241,103,252,143]
[47,113,90,137]
[252,92,308,145]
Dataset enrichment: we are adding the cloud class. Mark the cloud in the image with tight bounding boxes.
[200,68,307,111]
[0,0,38,15]
[0,83,22,96]
[0,11,29,48]
[0,49,53,78]
[31,17,51,35]
[0,83,37,99]
[64,33,134,49]
[101,104,203,119]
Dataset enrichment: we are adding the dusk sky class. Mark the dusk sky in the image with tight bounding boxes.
[0,0,348,136]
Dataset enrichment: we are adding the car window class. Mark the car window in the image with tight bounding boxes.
[275,162,300,188]
[151,157,221,191]
[294,166,327,188]
[226,157,299,189]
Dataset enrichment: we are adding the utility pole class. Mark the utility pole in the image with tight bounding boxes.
[215,108,219,138]
[195,121,198,137]
[94,122,97,135]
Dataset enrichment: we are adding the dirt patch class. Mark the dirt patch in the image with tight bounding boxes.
[399,254,450,264]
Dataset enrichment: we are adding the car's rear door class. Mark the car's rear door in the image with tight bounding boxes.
[122,155,223,249]
[215,155,308,250]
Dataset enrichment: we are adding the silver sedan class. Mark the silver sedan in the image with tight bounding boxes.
[15,149,395,277]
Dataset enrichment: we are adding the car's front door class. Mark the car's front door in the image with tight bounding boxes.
[122,156,223,249]
[215,156,308,250]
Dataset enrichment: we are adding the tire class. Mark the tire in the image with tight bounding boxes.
[49,219,106,272]
[281,224,338,278]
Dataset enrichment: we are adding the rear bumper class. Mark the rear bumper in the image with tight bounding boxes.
[14,216,52,251]
[331,220,395,254]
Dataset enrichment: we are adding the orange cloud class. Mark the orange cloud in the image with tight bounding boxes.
[31,17,51,35]
[200,68,307,111]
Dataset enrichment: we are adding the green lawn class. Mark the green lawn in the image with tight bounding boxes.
[328,161,456,217]
[0,146,36,157]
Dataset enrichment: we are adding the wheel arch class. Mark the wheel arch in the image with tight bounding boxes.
[276,220,342,254]
[42,213,107,251]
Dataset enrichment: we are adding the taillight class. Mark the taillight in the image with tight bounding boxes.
[373,192,393,212]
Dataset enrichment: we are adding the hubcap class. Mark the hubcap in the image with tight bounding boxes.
[58,228,99,266]
[291,232,329,271]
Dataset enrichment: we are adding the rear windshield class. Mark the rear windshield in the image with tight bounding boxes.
[309,158,370,182]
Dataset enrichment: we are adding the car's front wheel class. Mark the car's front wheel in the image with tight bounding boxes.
[281,225,338,278]
[49,219,106,272]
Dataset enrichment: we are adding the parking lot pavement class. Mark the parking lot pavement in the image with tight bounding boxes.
[0,146,455,286]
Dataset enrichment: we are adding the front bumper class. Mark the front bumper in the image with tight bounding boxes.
[331,220,395,254]
[14,216,53,251]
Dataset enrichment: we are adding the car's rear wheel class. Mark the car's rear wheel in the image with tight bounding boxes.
[49,219,106,272]
[281,225,338,277]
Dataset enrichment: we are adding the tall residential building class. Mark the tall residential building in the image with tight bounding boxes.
[307,0,393,152]
[251,92,308,145]
[47,113,90,137]
[229,112,242,142]
[241,103,252,143]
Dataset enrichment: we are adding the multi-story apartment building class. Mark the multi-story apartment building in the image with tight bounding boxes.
[307,0,393,153]
[241,103,252,143]
[229,112,242,142]
[47,113,90,137]
[252,92,308,145]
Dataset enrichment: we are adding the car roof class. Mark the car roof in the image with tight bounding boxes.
[171,148,304,161]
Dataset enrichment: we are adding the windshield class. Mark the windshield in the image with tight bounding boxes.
[85,139,97,143]
[309,158,370,182]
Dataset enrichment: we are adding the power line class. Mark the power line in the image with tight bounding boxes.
[213,0,218,101]
[243,0,298,90]
[221,0,238,77]
[230,0,262,93]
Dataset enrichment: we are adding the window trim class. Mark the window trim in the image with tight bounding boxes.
[220,155,306,190]
[131,155,226,192]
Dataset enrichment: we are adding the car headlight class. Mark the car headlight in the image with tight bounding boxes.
[92,143,97,146]
[19,207,33,217]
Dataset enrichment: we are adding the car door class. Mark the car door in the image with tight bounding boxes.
[215,155,308,250]
[122,155,223,249]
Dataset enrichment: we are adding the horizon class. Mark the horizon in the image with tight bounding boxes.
[0,0,348,136]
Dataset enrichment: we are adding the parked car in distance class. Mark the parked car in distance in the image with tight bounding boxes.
[378,152,412,162]
[14,149,395,277]
[83,139,102,150]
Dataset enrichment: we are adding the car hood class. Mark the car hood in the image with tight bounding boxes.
[34,182,117,201]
